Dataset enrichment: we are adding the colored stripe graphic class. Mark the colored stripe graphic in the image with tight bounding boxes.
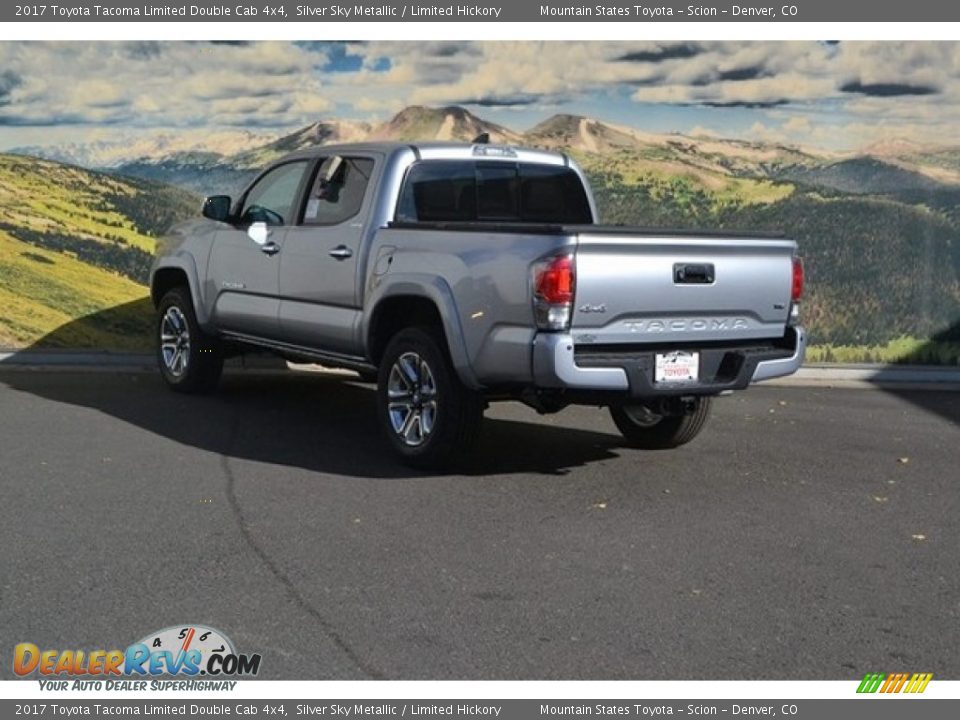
[857,672,932,694]
[857,672,885,693]
[905,673,934,694]
[880,673,896,693]
[891,673,909,693]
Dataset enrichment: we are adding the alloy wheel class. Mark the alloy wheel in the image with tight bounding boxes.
[387,351,438,447]
[160,306,191,378]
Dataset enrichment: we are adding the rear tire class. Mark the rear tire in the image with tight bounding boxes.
[377,327,483,470]
[157,287,223,394]
[610,398,711,449]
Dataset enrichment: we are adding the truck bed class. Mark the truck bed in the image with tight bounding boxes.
[389,220,785,239]
[388,220,796,346]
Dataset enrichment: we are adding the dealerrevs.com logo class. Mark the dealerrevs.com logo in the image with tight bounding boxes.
[14,625,261,688]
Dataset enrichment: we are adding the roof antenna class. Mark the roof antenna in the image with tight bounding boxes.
[472,132,490,144]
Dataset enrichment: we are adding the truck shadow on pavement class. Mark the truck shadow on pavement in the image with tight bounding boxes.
[2,300,958,481]
[0,301,624,478]
[0,369,625,478]
[867,320,960,427]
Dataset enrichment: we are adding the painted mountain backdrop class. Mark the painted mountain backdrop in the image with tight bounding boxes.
[4,105,960,363]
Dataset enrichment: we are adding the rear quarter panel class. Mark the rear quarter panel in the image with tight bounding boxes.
[365,227,575,386]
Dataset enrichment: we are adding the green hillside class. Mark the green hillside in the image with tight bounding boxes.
[0,154,198,349]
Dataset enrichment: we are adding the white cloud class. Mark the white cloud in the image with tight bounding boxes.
[0,42,332,129]
[3,41,960,153]
[782,116,813,135]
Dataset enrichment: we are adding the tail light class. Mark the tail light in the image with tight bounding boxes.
[789,256,804,326]
[791,256,804,302]
[532,253,575,331]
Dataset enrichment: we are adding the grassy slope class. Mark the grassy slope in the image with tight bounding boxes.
[3,155,155,251]
[805,335,960,365]
[0,231,151,349]
[0,154,197,350]
[575,149,794,211]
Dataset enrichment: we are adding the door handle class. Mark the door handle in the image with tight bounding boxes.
[260,242,280,256]
[328,245,353,260]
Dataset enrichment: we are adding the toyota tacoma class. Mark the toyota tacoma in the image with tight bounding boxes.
[150,141,806,468]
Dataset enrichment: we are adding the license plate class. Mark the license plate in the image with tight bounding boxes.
[655,351,699,383]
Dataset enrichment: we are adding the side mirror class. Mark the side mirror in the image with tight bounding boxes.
[202,195,232,222]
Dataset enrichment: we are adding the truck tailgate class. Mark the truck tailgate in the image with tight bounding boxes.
[571,230,797,345]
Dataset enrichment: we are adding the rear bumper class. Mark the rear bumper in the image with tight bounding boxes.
[532,333,630,390]
[751,326,806,382]
[531,327,805,396]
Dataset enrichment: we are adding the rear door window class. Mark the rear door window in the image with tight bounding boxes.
[302,156,375,226]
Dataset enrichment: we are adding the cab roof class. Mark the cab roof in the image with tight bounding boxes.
[279,141,571,167]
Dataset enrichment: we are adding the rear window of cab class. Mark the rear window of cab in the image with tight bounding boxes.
[395,161,593,224]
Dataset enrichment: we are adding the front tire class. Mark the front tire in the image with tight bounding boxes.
[157,287,223,394]
[376,327,483,469]
[609,398,711,449]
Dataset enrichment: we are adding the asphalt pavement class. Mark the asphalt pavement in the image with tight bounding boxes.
[0,368,957,680]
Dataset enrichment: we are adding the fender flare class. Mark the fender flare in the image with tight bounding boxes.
[150,255,211,329]
[363,275,481,390]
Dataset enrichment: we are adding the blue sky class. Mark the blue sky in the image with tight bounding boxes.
[0,41,957,153]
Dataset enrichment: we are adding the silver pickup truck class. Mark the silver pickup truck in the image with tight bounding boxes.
[150,141,805,468]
